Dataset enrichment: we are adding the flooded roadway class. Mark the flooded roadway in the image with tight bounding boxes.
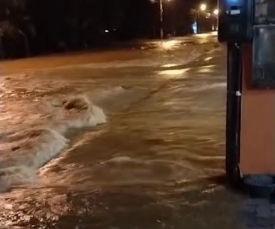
[0,33,246,229]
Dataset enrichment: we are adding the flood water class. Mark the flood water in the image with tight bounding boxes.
[0,33,246,229]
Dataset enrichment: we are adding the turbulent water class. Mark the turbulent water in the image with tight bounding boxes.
[0,34,243,229]
[0,36,219,192]
[0,90,110,191]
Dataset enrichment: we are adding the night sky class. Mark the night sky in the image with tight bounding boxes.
[0,0,218,58]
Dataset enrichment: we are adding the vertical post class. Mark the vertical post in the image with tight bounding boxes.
[197,11,200,33]
[226,43,242,185]
[0,37,3,59]
[160,0,164,39]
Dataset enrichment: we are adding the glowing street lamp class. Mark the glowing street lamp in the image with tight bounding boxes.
[193,3,207,34]
[213,9,219,31]
[200,3,207,11]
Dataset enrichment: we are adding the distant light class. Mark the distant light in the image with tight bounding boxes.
[105,30,109,33]
[192,22,198,34]
[213,9,219,15]
[227,0,240,3]
[200,3,207,11]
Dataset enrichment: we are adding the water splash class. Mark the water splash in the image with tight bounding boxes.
[0,96,107,192]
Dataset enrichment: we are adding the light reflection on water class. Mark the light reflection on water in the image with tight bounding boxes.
[0,36,232,229]
[158,68,190,78]
[161,64,179,68]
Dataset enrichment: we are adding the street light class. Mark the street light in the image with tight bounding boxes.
[160,0,164,39]
[194,3,207,34]
[213,9,219,31]
[159,0,172,39]
[200,3,207,12]
[150,0,172,38]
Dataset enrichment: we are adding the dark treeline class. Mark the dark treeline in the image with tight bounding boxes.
[0,0,194,59]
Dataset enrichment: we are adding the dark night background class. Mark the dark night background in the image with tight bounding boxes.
[0,0,217,59]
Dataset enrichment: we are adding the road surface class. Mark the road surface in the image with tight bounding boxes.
[0,33,246,229]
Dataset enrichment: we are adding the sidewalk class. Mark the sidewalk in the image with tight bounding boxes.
[243,198,275,229]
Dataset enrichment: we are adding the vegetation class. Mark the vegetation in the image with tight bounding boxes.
[0,0,194,59]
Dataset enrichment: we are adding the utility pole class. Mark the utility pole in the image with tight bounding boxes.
[159,0,164,39]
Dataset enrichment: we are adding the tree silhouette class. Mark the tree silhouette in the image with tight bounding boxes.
[0,0,32,57]
[0,0,196,59]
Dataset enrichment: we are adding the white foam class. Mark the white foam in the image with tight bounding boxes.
[81,53,200,69]
[35,45,207,72]
[0,95,107,192]
[92,86,125,103]
[190,83,226,92]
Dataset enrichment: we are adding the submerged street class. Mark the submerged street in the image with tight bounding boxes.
[0,33,246,229]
